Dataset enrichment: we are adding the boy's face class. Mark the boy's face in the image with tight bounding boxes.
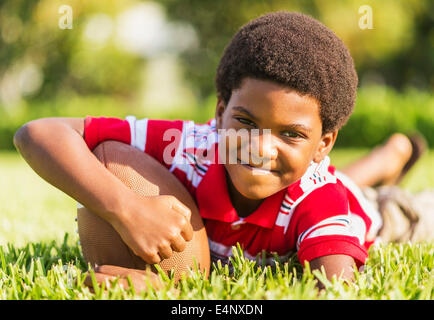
[215,77,337,200]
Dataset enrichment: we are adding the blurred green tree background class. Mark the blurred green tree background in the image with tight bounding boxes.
[0,0,433,150]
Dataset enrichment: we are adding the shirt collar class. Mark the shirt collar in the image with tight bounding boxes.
[196,163,287,229]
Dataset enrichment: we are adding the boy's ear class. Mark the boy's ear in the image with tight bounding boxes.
[313,130,338,163]
[215,96,226,129]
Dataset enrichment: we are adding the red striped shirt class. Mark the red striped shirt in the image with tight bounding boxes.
[84,116,383,267]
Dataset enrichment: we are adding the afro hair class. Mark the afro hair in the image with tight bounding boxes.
[215,11,358,133]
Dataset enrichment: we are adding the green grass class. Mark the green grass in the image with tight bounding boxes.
[0,238,433,299]
[0,150,433,299]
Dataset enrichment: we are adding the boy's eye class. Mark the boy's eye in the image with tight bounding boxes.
[281,131,301,139]
[236,117,256,127]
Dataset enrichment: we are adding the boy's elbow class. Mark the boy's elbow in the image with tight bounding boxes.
[13,122,31,151]
[14,118,84,153]
[13,119,47,152]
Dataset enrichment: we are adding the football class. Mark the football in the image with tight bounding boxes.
[77,140,210,281]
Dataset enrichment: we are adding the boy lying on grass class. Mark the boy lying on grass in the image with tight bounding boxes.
[13,11,431,291]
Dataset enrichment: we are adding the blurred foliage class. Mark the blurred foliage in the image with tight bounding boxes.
[0,0,142,101]
[337,85,434,148]
[0,0,433,150]
[161,0,434,98]
[0,86,432,150]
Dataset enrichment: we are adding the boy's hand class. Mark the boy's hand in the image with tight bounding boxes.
[84,265,164,293]
[110,194,194,264]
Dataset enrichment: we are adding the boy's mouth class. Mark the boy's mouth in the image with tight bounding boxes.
[236,158,280,175]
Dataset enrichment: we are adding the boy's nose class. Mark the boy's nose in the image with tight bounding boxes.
[251,130,278,161]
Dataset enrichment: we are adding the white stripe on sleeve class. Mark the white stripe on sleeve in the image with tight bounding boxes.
[126,116,148,152]
[297,215,351,249]
[303,225,352,242]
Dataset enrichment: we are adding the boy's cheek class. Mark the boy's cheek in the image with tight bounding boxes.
[279,157,311,185]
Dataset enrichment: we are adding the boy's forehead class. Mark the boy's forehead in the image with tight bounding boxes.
[233,77,318,105]
[229,77,321,125]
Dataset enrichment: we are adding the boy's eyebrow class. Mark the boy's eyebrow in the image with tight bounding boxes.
[232,106,312,133]
[232,106,258,120]
[284,123,313,133]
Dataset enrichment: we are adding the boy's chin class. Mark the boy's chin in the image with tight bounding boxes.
[226,166,285,199]
[235,182,283,200]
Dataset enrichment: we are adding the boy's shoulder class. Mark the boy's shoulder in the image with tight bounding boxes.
[287,156,343,202]
[283,157,350,224]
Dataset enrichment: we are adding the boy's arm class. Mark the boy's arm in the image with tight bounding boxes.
[13,117,193,264]
[309,254,356,288]
[294,183,367,288]
[14,118,126,223]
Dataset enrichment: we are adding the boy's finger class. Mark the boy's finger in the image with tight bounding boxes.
[96,265,162,287]
[170,234,187,252]
[172,202,192,221]
[132,248,161,265]
[95,265,146,277]
[171,201,194,242]
[84,271,142,291]
[158,244,174,260]
[86,266,163,290]
[143,252,161,265]
[84,271,118,289]
[180,220,194,242]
